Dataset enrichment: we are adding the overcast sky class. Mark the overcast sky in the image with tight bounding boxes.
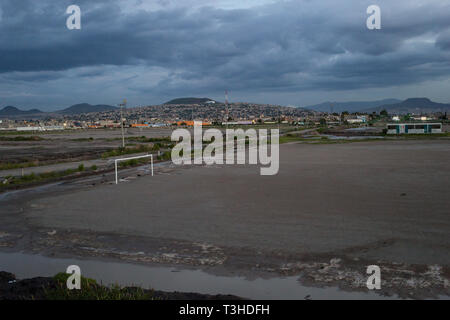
[1,0,450,110]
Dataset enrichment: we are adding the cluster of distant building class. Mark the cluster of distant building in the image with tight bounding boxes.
[0,102,446,134]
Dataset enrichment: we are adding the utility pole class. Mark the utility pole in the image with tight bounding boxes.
[225,90,229,130]
[278,106,280,131]
[119,99,126,148]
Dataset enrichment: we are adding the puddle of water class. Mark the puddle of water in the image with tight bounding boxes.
[321,135,384,140]
[345,128,379,132]
[0,252,394,300]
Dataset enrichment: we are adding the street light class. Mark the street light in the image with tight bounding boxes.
[119,99,127,148]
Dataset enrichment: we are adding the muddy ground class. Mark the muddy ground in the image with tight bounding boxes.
[0,128,176,167]
[0,140,449,299]
[0,128,177,180]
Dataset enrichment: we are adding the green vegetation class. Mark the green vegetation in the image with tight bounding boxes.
[128,136,171,143]
[118,157,153,168]
[101,145,153,158]
[0,130,69,136]
[316,127,329,134]
[0,163,94,189]
[279,135,312,144]
[45,273,155,300]
[0,161,39,171]
[106,136,172,143]
[0,135,44,141]
[157,151,171,161]
[119,159,139,167]
[101,140,173,159]
[380,109,389,116]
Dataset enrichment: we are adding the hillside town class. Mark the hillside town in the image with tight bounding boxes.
[0,99,448,131]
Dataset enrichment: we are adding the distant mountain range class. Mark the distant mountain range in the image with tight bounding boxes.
[0,103,117,117]
[165,97,216,105]
[304,99,401,113]
[0,106,43,116]
[366,98,450,114]
[305,98,450,114]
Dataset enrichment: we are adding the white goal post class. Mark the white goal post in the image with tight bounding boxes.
[115,154,153,184]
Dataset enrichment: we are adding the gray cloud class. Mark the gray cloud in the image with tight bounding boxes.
[0,0,450,109]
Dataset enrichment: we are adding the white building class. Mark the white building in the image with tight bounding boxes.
[347,115,367,124]
[16,125,64,132]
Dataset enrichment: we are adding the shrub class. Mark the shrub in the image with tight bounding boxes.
[46,273,154,300]
[158,151,171,161]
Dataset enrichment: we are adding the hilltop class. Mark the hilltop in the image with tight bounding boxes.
[367,98,450,114]
[164,97,217,105]
[0,106,43,116]
[304,99,401,113]
[57,103,118,114]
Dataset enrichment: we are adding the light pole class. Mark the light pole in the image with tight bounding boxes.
[119,99,127,148]
[225,90,229,131]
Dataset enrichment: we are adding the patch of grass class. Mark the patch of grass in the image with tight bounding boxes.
[101,145,153,158]
[0,161,39,170]
[106,136,172,143]
[119,159,138,167]
[46,273,156,300]
[279,135,312,144]
[316,127,330,134]
[0,163,95,188]
[118,158,147,168]
[157,151,171,161]
[0,135,44,141]
[102,141,170,159]
[0,130,68,136]
[128,136,172,143]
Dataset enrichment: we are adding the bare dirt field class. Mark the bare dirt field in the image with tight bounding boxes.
[0,128,174,164]
[2,127,176,140]
[0,139,449,298]
[0,128,178,179]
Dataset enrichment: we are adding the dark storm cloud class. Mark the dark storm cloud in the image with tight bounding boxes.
[436,29,450,50]
[0,0,450,106]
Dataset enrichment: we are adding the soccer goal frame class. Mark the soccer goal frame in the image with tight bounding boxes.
[115,154,153,184]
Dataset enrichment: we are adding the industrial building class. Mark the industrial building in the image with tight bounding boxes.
[16,125,65,131]
[386,123,442,134]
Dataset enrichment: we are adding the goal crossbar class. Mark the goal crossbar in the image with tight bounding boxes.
[114,154,153,184]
